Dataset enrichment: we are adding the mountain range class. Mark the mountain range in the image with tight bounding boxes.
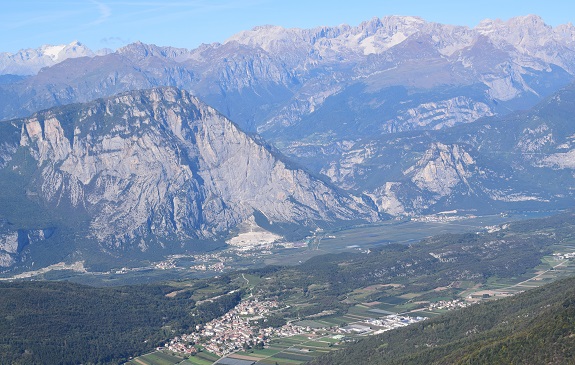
[313,83,575,215]
[1,15,575,269]
[2,15,574,129]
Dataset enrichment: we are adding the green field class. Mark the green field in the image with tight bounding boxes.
[130,351,183,365]
[237,348,282,357]
[315,317,348,326]
[195,351,220,362]
[256,358,303,365]
[181,356,214,365]
[267,343,292,350]
[318,337,340,344]
[301,340,331,348]
[294,320,329,328]
[249,333,344,365]
[130,349,225,365]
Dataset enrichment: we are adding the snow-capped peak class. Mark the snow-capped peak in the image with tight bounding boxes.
[42,45,66,60]
[224,16,430,58]
[0,41,98,76]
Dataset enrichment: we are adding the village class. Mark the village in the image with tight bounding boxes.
[164,298,311,356]
[426,298,470,311]
[163,293,432,360]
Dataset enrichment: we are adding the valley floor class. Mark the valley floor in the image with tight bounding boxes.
[2,211,554,286]
[128,240,575,365]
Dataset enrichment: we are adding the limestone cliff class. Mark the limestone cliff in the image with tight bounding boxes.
[0,87,375,266]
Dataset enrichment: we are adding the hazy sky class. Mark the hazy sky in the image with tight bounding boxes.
[1,0,574,53]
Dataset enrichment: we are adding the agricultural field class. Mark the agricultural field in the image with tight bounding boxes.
[129,349,220,365]
[226,335,345,365]
[182,356,214,365]
[127,351,184,365]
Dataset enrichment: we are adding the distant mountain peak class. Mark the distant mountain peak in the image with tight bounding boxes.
[475,14,553,36]
[379,15,426,26]
[0,40,105,76]
[477,14,545,26]
[116,42,193,61]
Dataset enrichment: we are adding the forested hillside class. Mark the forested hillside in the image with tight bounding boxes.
[310,275,575,365]
[0,279,241,364]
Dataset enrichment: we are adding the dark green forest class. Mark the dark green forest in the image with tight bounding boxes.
[0,280,241,364]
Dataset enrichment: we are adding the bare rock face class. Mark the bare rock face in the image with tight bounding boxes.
[381,97,494,133]
[0,218,54,268]
[404,143,476,196]
[2,87,376,258]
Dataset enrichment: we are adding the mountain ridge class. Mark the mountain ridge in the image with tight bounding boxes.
[0,86,376,270]
[1,15,574,126]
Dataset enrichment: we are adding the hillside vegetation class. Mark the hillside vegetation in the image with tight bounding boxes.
[310,272,575,365]
[0,279,241,364]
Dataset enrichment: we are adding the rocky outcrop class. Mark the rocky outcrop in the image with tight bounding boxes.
[381,97,494,133]
[404,143,476,196]
[0,219,54,268]
[2,87,376,256]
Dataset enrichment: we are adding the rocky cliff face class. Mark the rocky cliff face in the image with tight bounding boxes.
[0,87,376,268]
[381,97,494,133]
[404,143,476,196]
[320,83,575,216]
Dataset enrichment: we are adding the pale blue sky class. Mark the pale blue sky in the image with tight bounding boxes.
[1,0,574,53]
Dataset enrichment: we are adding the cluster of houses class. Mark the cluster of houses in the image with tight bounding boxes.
[164,339,197,355]
[553,251,575,260]
[411,213,475,223]
[426,299,470,311]
[190,261,226,272]
[154,259,176,270]
[165,298,308,356]
[188,251,233,272]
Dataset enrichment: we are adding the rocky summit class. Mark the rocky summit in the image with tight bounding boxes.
[0,87,376,269]
[0,41,110,76]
